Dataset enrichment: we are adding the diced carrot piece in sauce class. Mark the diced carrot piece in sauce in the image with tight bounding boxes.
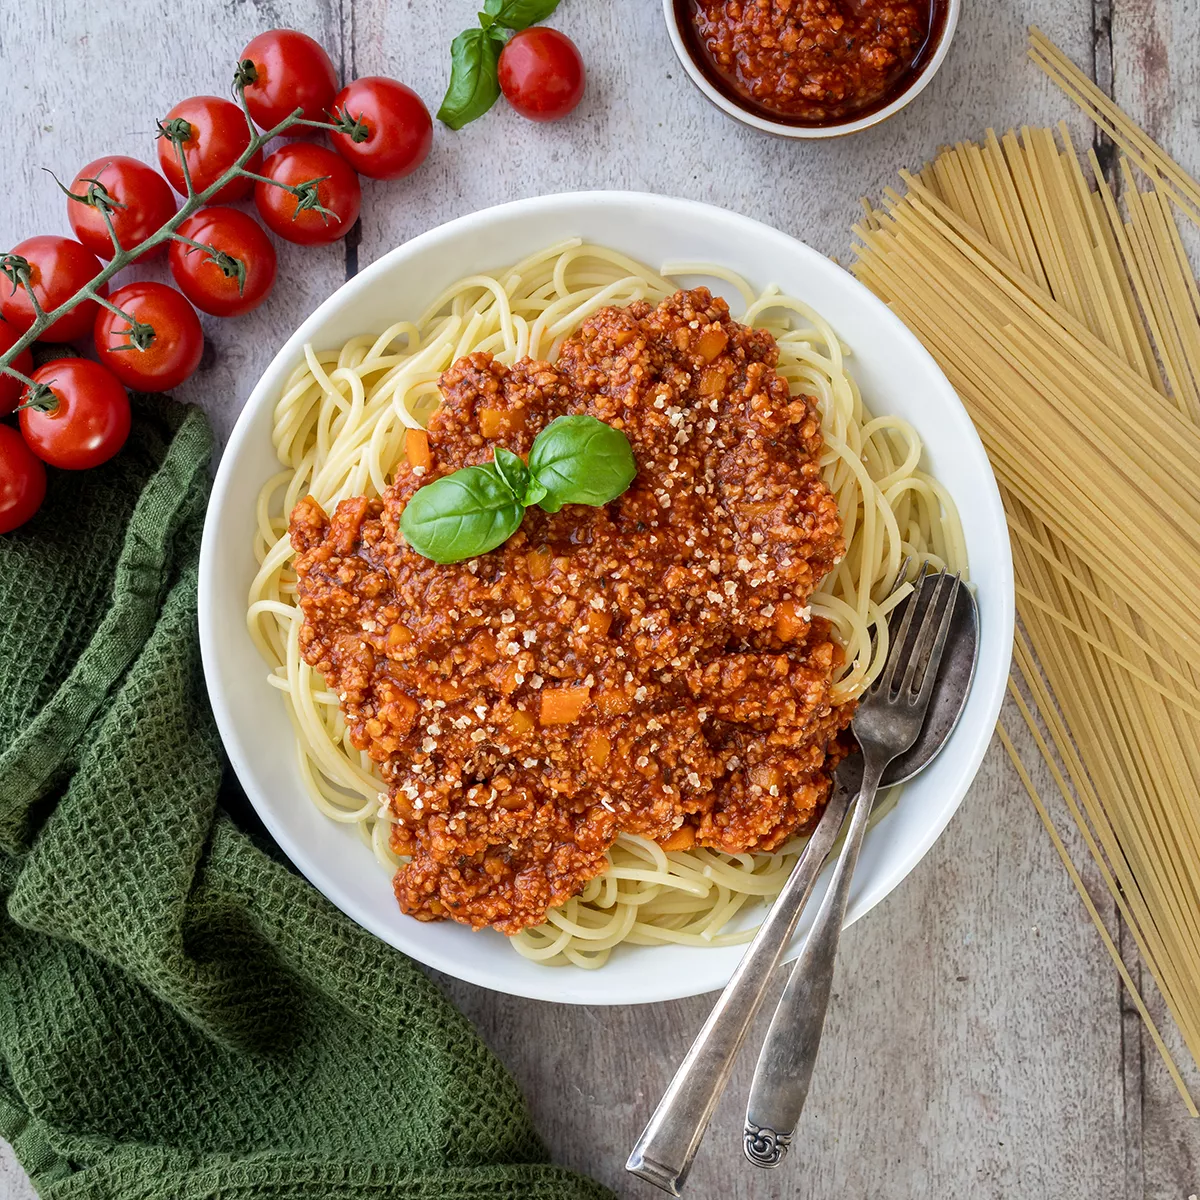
[695,327,729,363]
[540,685,590,725]
[478,407,526,438]
[594,688,631,717]
[775,598,808,641]
[699,367,727,396]
[471,630,498,663]
[588,608,613,636]
[585,731,612,768]
[390,824,416,855]
[660,825,696,851]
[509,709,536,737]
[387,623,412,649]
[526,547,552,580]
[499,663,523,695]
[614,328,637,349]
[405,428,431,471]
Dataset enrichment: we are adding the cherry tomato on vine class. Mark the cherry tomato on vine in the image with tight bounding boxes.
[498,28,586,122]
[0,425,46,534]
[65,156,177,261]
[239,29,338,134]
[169,207,277,317]
[329,77,433,181]
[0,236,107,342]
[93,282,203,393]
[156,96,263,204]
[254,143,361,245]
[20,359,130,470]
[0,319,35,414]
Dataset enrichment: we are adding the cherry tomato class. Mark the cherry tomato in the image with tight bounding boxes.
[498,28,586,122]
[329,77,433,181]
[239,29,338,134]
[0,236,107,342]
[93,282,203,393]
[156,96,263,204]
[66,156,177,261]
[20,359,130,470]
[254,143,361,245]
[0,425,47,534]
[169,207,277,317]
[0,319,34,414]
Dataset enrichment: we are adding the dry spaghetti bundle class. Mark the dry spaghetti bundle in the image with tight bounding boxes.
[852,40,1200,1111]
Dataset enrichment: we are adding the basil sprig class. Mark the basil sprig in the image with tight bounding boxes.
[437,0,562,130]
[400,414,636,564]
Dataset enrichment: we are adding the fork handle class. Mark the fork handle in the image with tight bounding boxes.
[743,754,887,1167]
[625,778,855,1195]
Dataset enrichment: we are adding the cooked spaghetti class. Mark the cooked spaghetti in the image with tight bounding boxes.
[247,242,962,966]
[853,68,1200,1111]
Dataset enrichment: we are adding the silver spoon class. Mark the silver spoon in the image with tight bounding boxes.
[626,573,978,1195]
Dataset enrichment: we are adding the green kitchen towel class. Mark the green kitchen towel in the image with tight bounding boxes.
[0,396,611,1200]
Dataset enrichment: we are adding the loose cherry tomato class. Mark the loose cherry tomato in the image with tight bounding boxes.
[239,29,338,134]
[0,319,34,414]
[0,236,107,342]
[20,359,130,470]
[498,28,586,122]
[94,282,203,393]
[329,77,433,181]
[66,156,177,261]
[0,425,46,534]
[169,207,277,317]
[254,143,361,245]
[156,96,263,204]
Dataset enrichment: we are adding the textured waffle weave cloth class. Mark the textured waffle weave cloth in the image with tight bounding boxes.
[0,398,611,1200]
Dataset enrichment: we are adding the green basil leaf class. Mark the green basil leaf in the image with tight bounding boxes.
[523,477,548,507]
[528,414,637,514]
[437,28,504,131]
[487,0,561,31]
[399,462,525,563]
[493,446,530,499]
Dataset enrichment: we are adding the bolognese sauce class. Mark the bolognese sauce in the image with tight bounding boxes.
[290,288,852,934]
[679,0,943,126]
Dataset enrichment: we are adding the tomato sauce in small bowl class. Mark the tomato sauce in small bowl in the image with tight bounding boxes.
[665,0,958,138]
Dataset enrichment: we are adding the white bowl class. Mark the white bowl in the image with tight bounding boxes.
[199,192,1013,1006]
[662,0,961,139]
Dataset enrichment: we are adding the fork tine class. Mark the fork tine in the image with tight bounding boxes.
[910,573,961,707]
[875,570,930,694]
[887,555,913,598]
[898,571,952,697]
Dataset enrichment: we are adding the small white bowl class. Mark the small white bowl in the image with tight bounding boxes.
[662,0,961,139]
[199,191,1012,1006]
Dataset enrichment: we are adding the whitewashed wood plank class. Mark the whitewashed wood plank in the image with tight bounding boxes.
[1107,3,1200,1194]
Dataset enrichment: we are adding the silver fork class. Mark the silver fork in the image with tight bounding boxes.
[743,569,962,1167]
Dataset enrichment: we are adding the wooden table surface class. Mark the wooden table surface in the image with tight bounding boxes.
[4,1,1200,1197]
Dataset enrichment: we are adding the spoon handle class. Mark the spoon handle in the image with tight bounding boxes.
[625,778,854,1195]
[742,754,887,1167]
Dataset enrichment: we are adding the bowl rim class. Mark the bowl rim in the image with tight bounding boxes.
[660,0,962,139]
[199,189,1014,1005]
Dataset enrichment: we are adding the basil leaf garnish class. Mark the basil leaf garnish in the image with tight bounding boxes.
[437,28,504,131]
[523,477,548,507]
[493,446,530,498]
[483,0,561,31]
[399,462,524,563]
[400,415,637,564]
[528,415,638,514]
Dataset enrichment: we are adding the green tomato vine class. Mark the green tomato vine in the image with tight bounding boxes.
[0,69,348,409]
